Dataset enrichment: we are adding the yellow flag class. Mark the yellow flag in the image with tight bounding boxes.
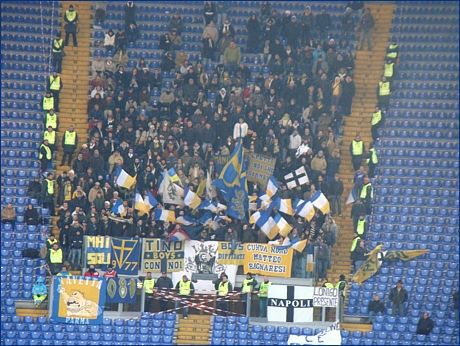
[384,249,429,261]
[352,245,384,285]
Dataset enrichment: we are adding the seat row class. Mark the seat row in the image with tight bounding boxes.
[395,71,458,81]
[379,157,459,169]
[372,223,458,237]
[374,205,459,218]
[379,128,458,139]
[393,15,458,24]
[373,214,459,227]
[392,90,458,100]
[390,100,458,110]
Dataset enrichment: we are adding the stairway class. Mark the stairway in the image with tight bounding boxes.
[342,322,373,333]
[52,1,92,239]
[328,2,396,313]
[15,308,48,319]
[175,314,212,345]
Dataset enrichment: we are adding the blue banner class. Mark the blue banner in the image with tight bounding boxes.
[51,276,106,325]
[107,237,141,275]
[106,277,137,304]
[86,236,112,266]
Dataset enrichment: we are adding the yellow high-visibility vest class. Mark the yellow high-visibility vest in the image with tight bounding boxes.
[46,179,54,195]
[218,281,229,296]
[49,75,61,91]
[336,281,347,297]
[367,148,378,164]
[352,140,363,156]
[179,280,191,295]
[144,278,155,294]
[258,282,271,298]
[386,44,398,59]
[64,131,76,145]
[356,219,366,235]
[46,113,57,129]
[379,82,390,96]
[39,144,52,160]
[43,130,56,145]
[50,248,63,263]
[384,63,394,78]
[47,239,58,247]
[53,39,63,53]
[43,96,55,110]
[324,283,334,288]
[371,111,382,126]
[350,237,361,252]
[360,183,373,199]
[242,278,255,293]
[66,10,77,21]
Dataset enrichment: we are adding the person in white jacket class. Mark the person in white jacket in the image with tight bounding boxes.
[233,117,248,140]
[104,29,115,51]
[289,129,302,157]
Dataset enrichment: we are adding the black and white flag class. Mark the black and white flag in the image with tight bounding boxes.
[267,285,314,323]
[284,166,309,189]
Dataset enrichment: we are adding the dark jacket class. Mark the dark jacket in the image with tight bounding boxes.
[329,179,344,196]
[155,276,174,289]
[351,202,367,218]
[352,246,368,261]
[417,316,434,334]
[389,286,408,304]
[368,299,385,314]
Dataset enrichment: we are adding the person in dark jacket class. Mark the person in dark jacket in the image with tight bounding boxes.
[159,33,172,52]
[350,197,366,230]
[24,204,40,226]
[368,295,385,323]
[416,312,434,335]
[246,14,260,53]
[329,174,344,216]
[389,280,408,317]
[124,1,135,27]
[27,176,43,200]
[155,271,174,312]
[316,6,332,44]
[352,240,368,274]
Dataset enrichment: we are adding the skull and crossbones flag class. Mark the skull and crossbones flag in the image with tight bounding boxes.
[284,166,309,189]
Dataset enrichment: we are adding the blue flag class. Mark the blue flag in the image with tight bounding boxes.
[213,139,248,221]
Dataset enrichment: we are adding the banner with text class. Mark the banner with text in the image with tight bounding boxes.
[51,276,106,325]
[172,240,238,294]
[287,321,341,345]
[107,237,140,275]
[106,277,137,304]
[267,285,314,322]
[312,287,339,307]
[142,239,185,273]
[243,243,293,278]
[86,236,112,266]
[218,242,245,265]
[245,153,276,186]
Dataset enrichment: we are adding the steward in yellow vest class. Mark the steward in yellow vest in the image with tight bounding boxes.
[174,275,195,319]
[350,234,361,254]
[45,109,58,130]
[386,39,400,62]
[140,272,155,312]
[383,60,394,79]
[41,90,55,111]
[336,275,347,298]
[46,234,58,249]
[49,243,63,275]
[43,127,57,148]
[39,140,52,172]
[61,125,78,166]
[217,275,233,317]
[64,4,78,47]
[258,276,271,318]
[370,106,383,142]
[366,142,378,178]
[360,178,373,215]
[349,134,365,171]
[52,32,64,74]
[241,273,258,313]
[377,76,391,110]
[355,215,368,237]
[46,71,63,111]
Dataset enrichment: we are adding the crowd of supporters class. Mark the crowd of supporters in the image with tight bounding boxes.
[5,2,375,279]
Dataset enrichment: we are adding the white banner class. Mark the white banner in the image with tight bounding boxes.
[312,287,339,307]
[287,321,341,345]
[171,240,237,294]
[267,285,314,323]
